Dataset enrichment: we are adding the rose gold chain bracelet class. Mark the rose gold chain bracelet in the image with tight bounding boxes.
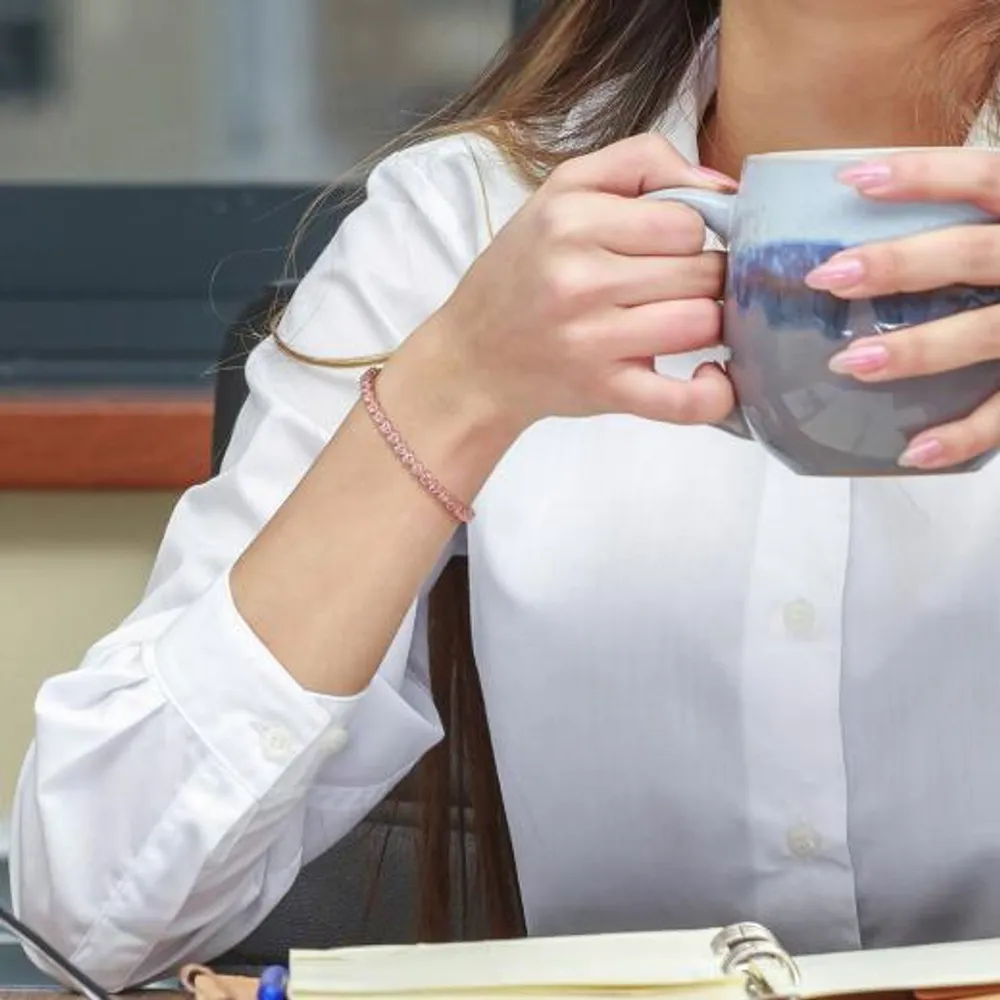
[360,367,475,524]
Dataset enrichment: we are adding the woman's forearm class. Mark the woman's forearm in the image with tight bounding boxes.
[231,317,518,696]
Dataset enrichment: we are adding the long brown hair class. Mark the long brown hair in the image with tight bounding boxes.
[424,0,720,182]
[278,0,1000,945]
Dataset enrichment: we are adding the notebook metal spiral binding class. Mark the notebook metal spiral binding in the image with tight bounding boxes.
[711,923,802,1000]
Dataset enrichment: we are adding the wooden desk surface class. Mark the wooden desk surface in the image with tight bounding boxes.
[0,392,213,490]
[0,993,183,1000]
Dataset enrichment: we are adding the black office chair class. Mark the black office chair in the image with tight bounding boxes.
[209,280,510,971]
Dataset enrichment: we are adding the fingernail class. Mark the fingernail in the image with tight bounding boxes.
[899,438,945,469]
[691,165,739,190]
[807,256,865,290]
[828,343,889,375]
[838,161,893,192]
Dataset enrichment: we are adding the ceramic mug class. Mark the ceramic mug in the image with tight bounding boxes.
[647,149,1000,476]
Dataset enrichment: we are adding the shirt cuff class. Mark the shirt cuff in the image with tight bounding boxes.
[151,573,361,799]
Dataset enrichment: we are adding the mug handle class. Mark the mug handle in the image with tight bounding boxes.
[643,187,751,440]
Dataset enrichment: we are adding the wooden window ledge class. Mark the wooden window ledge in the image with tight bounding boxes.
[0,392,213,490]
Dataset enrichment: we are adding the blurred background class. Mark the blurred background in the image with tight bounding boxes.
[0,0,516,182]
[0,0,541,924]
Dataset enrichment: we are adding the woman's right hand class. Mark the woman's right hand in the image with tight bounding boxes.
[430,133,737,431]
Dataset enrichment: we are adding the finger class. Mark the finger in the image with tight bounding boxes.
[827,304,1000,381]
[694,361,743,430]
[837,148,1000,214]
[547,191,710,256]
[898,390,1000,471]
[598,298,722,357]
[805,225,1000,298]
[607,251,725,306]
[613,360,734,425]
[547,132,738,198]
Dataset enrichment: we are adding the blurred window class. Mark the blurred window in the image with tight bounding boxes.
[0,0,515,183]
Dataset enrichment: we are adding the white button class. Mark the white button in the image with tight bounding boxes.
[259,724,295,763]
[320,726,349,755]
[786,823,823,859]
[782,599,817,638]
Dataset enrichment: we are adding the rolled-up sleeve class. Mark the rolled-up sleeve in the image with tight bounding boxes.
[10,137,491,991]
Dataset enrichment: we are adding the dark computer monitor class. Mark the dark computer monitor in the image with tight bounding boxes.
[0,184,346,391]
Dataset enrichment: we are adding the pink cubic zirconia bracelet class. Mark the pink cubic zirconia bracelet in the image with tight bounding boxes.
[360,367,475,524]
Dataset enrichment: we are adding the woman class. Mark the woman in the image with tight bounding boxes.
[13,0,1000,990]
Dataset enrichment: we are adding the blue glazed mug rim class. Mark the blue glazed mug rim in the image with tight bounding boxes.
[745,145,976,163]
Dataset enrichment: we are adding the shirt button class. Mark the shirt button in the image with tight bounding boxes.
[320,726,349,755]
[782,599,817,638]
[787,823,823,859]
[259,724,296,763]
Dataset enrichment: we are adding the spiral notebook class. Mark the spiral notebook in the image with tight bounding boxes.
[288,923,1000,1000]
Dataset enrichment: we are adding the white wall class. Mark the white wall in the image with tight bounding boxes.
[0,492,178,817]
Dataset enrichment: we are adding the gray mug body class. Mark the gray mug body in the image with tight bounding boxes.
[647,149,1000,476]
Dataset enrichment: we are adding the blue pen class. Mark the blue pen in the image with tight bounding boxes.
[258,964,290,1000]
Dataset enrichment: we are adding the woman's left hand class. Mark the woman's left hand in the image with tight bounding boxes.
[803,148,1000,470]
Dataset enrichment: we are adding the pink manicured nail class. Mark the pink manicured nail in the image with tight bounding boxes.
[828,343,888,375]
[899,438,945,469]
[807,257,865,290]
[838,161,893,191]
[691,165,739,190]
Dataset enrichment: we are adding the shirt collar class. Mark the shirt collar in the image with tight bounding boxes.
[968,89,1000,148]
[653,21,719,165]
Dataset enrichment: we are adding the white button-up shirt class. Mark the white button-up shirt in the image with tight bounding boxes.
[12,32,1000,992]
